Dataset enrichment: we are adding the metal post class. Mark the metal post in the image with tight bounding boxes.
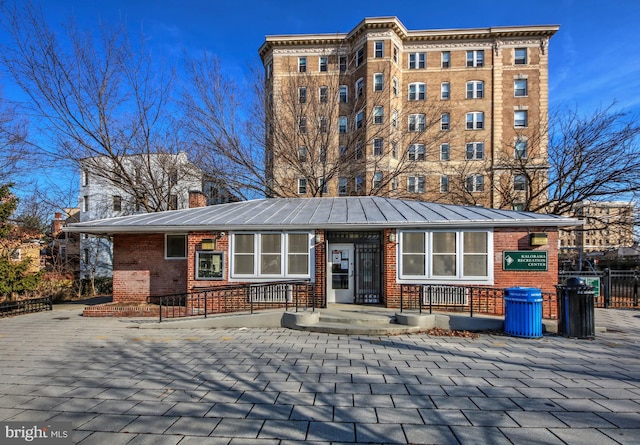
[159,296,162,322]
[634,271,639,307]
[605,268,611,308]
[469,287,474,318]
[400,285,404,313]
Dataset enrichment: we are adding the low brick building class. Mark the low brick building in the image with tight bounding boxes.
[66,197,579,312]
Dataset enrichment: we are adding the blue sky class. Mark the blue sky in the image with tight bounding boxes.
[2,0,640,207]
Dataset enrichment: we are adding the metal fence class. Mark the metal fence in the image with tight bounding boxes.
[399,284,558,319]
[559,269,639,308]
[151,281,317,322]
[0,297,53,318]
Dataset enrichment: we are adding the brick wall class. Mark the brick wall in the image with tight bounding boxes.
[112,234,187,303]
[383,228,400,307]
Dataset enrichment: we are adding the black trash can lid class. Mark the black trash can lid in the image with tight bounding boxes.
[565,277,586,287]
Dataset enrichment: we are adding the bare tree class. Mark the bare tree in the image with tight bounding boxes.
[0,90,30,185]
[0,2,201,212]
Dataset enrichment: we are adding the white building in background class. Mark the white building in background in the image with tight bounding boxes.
[78,152,233,279]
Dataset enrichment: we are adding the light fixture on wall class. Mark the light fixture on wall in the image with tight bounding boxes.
[388,232,396,243]
[315,233,323,243]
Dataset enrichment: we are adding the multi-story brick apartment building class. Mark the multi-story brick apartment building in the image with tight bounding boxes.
[259,17,558,210]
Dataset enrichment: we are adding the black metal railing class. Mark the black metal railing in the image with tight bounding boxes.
[399,284,558,319]
[0,297,53,318]
[151,281,317,322]
[559,269,639,308]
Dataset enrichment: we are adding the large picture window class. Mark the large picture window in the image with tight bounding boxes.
[231,232,312,279]
[399,230,492,282]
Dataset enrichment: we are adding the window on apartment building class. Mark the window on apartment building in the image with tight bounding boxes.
[231,232,311,278]
[83,195,89,212]
[373,106,384,124]
[298,146,308,162]
[355,175,364,193]
[355,47,365,66]
[441,113,450,130]
[374,41,384,58]
[355,142,363,160]
[465,175,484,192]
[408,114,426,132]
[466,81,484,99]
[339,85,348,103]
[514,174,527,191]
[320,145,328,163]
[166,234,187,259]
[440,176,450,193]
[514,48,527,65]
[440,143,450,161]
[441,51,450,68]
[339,145,348,158]
[81,169,89,186]
[466,112,484,130]
[466,142,484,160]
[372,171,383,189]
[407,176,425,193]
[355,78,364,98]
[393,45,399,64]
[266,62,272,79]
[441,82,450,100]
[393,77,399,96]
[168,194,178,210]
[409,52,426,69]
[113,195,122,212]
[318,177,328,194]
[319,117,328,133]
[514,110,528,128]
[169,169,178,188]
[319,56,328,72]
[319,86,329,103]
[408,144,425,161]
[355,110,364,129]
[466,50,484,67]
[391,141,398,159]
[373,138,384,156]
[391,177,398,191]
[392,109,398,128]
[408,82,426,101]
[298,117,307,134]
[514,79,528,97]
[373,73,384,91]
[339,55,348,73]
[339,116,348,134]
[338,177,348,195]
[515,139,528,159]
[298,87,307,103]
[298,57,307,72]
[297,178,307,194]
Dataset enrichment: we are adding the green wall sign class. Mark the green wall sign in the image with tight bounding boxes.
[503,251,548,271]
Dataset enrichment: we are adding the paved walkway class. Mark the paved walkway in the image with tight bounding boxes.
[0,307,639,444]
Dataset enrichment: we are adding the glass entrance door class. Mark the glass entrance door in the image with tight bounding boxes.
[327,243,354,303]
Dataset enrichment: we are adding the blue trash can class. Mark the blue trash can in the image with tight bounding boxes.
[504,287,543,338]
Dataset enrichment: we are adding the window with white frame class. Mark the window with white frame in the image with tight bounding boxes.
[298,57,307,72]
[466,50,484,67]
[514,110,528,128]
[338,177,348,195]
[372,171,383,189]
[514,174,527,191]
[514,48,527,65]
[318,116,328,133]
[373,73,384,91]
[266,62,272,79]
[298,117,307,134]
[409,52,426,69]
[374,41,384,58]
[466,81,484,99]
[393,45,399,64]
[408,114,426,132]
[393,77,399,96]
[355,47,365,66]
[339,85,348,103]
[408,144,425,161]
[298,146,307,162]
[441,82,450,100]
[407,176,425,193]
[166,234,187,259]
[441,51,450,68]
[515,139,528,159]
[466,112,484,130]
[465,142,484,160]
[113,195,121,212]
[319,86,329,103]
[391,177,398,191]
[319,56,328,72]
[514,79,528,97]
[399,230,491,280]
[440,143,450,161]
[81,169,89,186]
[83,195,89,212]
[320,145,328,163]
[355,142,363,159]
[465,175,484,192]
[440,176,449,192]
[339,55,347,73]
[441,113,450,130]
[355,110,364,129]
[355,78,364,98]
[355,175,363,193]
[391,141,398,159]
[297,178,307,194]
[318,177,328,194]
[231,232,311,278]
[373,106,384,124]
[298,87,307,103]
[339,116,348,134]
[339,145,348,158]
[373,138,384,156]
[408,82,426,101]
[392,109,398,128]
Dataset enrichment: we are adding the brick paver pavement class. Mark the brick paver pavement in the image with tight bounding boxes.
[0,307,639,444]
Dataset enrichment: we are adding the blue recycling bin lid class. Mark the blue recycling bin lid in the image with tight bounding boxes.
[505,287,542,301]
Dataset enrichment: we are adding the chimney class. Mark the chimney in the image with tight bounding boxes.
[189,190,207,208]
[52,212,63,237]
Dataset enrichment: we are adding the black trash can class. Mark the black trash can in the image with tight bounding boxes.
[555,277,596,339]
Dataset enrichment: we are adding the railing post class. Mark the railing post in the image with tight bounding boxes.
[159,296,163,322]
[400,285,404,313]
[204,291,208,318]
[604,268,611,308]
[470,287,474,318]
[249,285,253,314]
[634,271,639,307]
